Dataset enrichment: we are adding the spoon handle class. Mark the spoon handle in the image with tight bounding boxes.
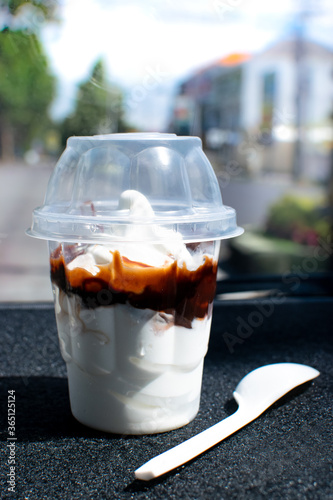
[134,410,253,481]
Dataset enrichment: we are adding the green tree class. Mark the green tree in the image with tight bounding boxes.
[61,59,128,145]
[1,0,59,25]
[0,28,55,159]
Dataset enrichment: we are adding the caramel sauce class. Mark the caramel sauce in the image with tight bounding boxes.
[50,245,218,328]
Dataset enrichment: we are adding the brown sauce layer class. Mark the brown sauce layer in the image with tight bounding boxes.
[50,245,217,328]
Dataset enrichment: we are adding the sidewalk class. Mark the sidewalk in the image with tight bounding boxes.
[0,161,54,302]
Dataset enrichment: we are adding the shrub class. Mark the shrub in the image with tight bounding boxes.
[265,195,330,246]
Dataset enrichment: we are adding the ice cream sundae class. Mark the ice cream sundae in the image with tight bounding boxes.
[27,133,243,434]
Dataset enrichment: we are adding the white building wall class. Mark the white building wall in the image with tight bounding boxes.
[305,58,333,124]
[274,59,295,127]
[241,56,297,131]
[241,43,333,132]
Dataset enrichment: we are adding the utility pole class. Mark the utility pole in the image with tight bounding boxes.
[292,11,305,180]
[292,1,313,181]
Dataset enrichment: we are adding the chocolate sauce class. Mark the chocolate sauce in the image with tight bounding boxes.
[50,245,217,328]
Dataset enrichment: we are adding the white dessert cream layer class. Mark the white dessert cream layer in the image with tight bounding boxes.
[54,286,213,434]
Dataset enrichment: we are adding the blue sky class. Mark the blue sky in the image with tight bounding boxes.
[39,0,333,130]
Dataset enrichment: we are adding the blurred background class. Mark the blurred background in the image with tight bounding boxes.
[0,0,332,301]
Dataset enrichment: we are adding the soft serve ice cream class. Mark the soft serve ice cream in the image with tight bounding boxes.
[27,133,243,435]
[50,190,219,434]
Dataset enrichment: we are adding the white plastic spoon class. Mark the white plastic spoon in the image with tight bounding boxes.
[135,362,320,481]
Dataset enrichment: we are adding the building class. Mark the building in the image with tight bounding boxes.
[170,38,333,181]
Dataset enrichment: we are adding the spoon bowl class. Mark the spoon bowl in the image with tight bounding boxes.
[233,362,320,412]
[135,362,320,481]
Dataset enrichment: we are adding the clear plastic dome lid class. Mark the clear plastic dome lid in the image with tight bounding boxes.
[27,133,243,243]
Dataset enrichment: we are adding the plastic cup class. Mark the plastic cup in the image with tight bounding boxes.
[28,133,243,435]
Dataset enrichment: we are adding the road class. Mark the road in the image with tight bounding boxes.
[220,176,325,228]
[0,159,327,302]
[206,152,326,228]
